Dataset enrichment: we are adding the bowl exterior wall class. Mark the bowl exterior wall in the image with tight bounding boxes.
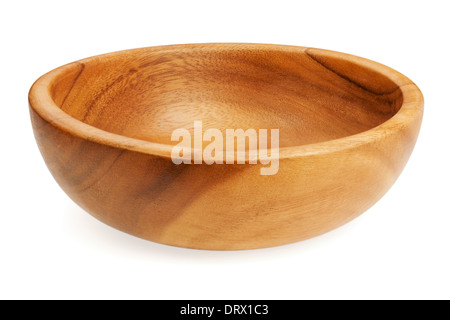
[30,105,422,250]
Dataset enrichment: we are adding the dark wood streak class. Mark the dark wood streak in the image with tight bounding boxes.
[60,62,85,108]
[133,164,249,238]
[77,150,125,193]
[304,49,401,97]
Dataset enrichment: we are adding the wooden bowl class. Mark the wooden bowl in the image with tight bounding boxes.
[29,44,423,250]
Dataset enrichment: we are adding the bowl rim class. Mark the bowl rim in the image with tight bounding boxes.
[28,43,424,160]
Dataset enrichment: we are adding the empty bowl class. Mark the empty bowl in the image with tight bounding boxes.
[29,43,423,250]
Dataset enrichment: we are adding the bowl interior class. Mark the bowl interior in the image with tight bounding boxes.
[50,45,403,148]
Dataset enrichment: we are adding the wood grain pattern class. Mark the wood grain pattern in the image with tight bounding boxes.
[29,43,423,250]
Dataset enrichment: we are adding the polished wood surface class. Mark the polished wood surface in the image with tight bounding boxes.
[29,44,423,250]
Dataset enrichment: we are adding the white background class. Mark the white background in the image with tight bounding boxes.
[1,0,449,300]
